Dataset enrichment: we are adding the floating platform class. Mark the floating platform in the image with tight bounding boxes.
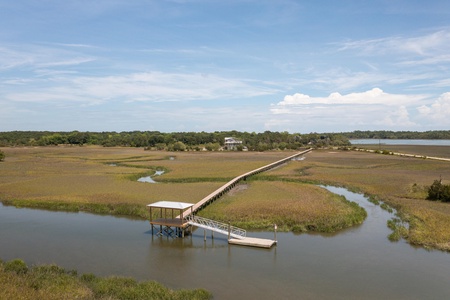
[228,237,277,248]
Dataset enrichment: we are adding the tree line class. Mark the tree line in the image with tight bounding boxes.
[0,130,448,151]
[0,130,350,151]
[342,130,450,140]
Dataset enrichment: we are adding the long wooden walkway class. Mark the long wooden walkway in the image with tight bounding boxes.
[173,149,312,248]
[186,148,312,216]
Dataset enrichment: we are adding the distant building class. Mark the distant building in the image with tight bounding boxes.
[224,137,243,150]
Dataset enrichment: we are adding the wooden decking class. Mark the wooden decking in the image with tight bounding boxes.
[150,218,190,228]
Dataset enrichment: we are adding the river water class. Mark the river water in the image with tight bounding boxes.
[350,139,450,146]
[1,187,449,299]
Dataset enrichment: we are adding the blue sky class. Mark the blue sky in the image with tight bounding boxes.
[1,0,449,133]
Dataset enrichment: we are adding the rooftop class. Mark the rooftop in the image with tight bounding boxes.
[147,201,194,210]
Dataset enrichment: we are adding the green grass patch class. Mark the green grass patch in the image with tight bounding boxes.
[387,218,409,242]
[2,199,149,219]
[0,259,212,300]
[198,181,367,233]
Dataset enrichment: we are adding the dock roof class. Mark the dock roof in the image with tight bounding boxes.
[147,201,194,210]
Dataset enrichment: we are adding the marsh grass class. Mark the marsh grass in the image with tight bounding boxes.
[0,146,291,219]
[0,259,211,300]
[0,146,237,217]
[387,218,409,242]
[353,144,450,159]
[2,199,150,218]
[269,149,450,251]
[198,181,367,232]
[2,146,450,250]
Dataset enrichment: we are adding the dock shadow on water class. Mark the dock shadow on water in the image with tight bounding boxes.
[1,186,450,299]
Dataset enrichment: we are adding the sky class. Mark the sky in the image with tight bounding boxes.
[1,0,450,133]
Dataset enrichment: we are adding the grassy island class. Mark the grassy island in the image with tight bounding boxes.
[0,259,211,300]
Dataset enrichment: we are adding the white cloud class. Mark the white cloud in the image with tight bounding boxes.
[376,106,416,127]
[417,92,450,123]
[276,88,425,107]
[3,71,278,105]
[399,54,450,66]
[338,28,450,57]
[36,57,95,68]
[266,88,441,132]
[0,44,96,71]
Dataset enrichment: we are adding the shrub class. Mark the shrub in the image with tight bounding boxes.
[4,259,28,274]
[0,149,5,161]
[427,178,450,202]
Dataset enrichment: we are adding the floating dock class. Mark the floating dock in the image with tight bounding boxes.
[228,237,277,248]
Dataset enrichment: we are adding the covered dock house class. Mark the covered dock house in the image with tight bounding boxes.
[147,201,193,238]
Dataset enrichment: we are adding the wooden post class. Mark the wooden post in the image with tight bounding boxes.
[149,206,152,222]
[274,224,278,243]
[228,222,231,240]
[204,229,206,241]
[150,206,153,235]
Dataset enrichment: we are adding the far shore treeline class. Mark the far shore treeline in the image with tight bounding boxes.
[0,130,449,151]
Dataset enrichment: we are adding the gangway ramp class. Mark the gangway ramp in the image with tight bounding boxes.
[187,215,277,248]
[186,215,246,239]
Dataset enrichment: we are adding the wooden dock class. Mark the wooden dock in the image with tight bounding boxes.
[150,149,312,247]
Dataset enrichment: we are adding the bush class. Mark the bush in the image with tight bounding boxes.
[0,149,5,161]
[4,259,28,274]
[427,178,450,202]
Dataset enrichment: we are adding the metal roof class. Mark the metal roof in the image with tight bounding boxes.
[147,201,194,210]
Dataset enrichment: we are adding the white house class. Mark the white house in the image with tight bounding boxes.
[224,137,243,150]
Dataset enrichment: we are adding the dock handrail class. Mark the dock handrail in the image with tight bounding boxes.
[186,215,246,239]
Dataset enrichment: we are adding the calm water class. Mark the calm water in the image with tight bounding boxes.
[1,187,450,299]
[350,139,450,146]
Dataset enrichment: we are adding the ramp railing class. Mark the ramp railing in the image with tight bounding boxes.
[186,215,246,239]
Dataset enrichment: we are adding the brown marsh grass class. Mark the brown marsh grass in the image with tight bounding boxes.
[268,149,450,251]
[2,146,450,250]
[0,146,291,218]
[353,144,450,159]
[198,181,366,232]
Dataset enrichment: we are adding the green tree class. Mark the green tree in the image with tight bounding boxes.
[172,141,186,151]
[205,142,220,151]
[427,178,450,202]
[0,149,5,161]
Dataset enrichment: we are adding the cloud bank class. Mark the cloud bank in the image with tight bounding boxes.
[268,88,449,132]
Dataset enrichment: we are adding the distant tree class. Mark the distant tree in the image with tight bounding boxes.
[67,131,88,145]
[0,149,5,161]
[155,143,166,150]
[205,142,220,151]
[172,141,186,151]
